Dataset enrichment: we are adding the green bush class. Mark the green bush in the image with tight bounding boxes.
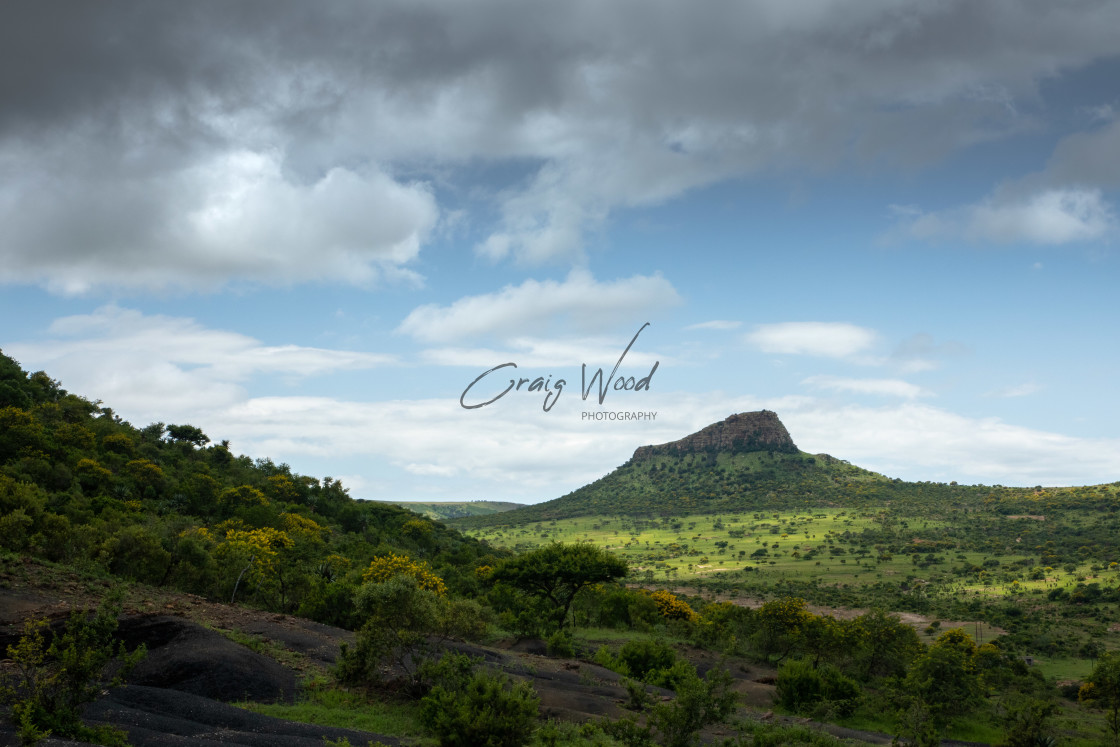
[337,575,487,693]
[775,658,860,717]
[599,715,654,746]
[693,601,755,653]
[595,639,702,695]
[776,658,824,711]
[418,651,476,689]
[581,586,661,631]
[419,656,540,747]
[647,666,736,747]
[99,525,171,584]
[296,580,360,629]
[1000,695,1059,747]
[616,639,678,681]
[546,629,575,658]
[0,592,146,746]
[621,677,653,712]
[1080,650,1120,745]
[646,660,699,691]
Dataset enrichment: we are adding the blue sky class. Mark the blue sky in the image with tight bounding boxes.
[2,2,1118,502]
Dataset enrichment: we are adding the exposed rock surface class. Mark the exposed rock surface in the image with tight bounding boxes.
[115,615,299,703]
[632,410,798,460]
[82,685,402,747]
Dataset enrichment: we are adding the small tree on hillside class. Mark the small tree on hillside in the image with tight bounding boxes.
[898,628,983,740]
[337,575,486,693]
[489,542,628,635]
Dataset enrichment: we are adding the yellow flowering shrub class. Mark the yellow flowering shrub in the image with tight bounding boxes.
[363,552,447,595]
[219,485,269,508]
[125,459,165,490]
[322,553,351,572]
[266,475,300,502]
[178,526,213,542]
[219,527,294,580]
[401,519,434,539]
[75,458,113,487]
[281,512,328,542]
[649,589,698,622]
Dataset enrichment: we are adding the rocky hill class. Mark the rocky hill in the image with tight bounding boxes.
[632,410,798,460]
[455,411,899,525]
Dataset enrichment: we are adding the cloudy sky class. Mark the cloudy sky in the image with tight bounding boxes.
[2,1,1119,501]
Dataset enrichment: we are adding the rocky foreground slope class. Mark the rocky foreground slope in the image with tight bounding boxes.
[0,560,646,746]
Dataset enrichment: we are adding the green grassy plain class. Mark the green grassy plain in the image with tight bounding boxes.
[466,509,1118,595]
[467,506,1120,671]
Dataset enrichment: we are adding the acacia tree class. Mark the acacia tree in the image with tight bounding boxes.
[167,423,210,447]
[489,542,627,634]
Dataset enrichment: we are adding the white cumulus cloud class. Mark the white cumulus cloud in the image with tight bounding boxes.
[784,402,1120,487]
[398,269,681,344]
[6,306,396,419]
[896,188,1116,246]
[0,149,437,294]
[745,322,879,359]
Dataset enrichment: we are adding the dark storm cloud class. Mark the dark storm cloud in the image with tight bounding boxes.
[2,4,260,145]
[2,1,1118,291]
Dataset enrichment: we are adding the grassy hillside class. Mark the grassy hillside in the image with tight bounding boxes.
[455,445,1031,527]
[380,499,525,521]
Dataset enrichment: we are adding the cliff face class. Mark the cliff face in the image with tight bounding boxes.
[632,410,798,460]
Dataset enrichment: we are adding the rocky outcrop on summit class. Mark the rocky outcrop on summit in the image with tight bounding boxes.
[632,411,798,460]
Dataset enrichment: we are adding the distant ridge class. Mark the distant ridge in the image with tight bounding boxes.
[632,410,798,460]
[379,500,524,521]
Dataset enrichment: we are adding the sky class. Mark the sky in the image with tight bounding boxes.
[2,1,1119,503]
